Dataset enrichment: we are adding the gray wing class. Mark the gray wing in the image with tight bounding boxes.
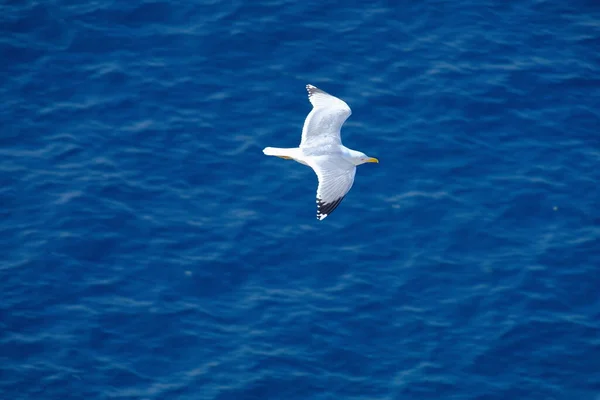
[307,155,356,220]
[300,85,352,149]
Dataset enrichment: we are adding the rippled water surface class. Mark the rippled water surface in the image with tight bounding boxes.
[2,1,600,399]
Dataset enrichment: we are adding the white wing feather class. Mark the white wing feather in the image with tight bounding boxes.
[308,155,356,220]
[300,85,352,148]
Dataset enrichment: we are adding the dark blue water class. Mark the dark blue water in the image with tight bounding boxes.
[2,1,600,399]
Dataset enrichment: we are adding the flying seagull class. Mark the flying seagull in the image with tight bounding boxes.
[263,84,378,220]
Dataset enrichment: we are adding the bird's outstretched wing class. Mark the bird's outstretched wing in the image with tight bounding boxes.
[300,85,352,149]
[308,155,356,220]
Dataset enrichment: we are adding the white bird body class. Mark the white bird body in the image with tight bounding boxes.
[263,84,378,220]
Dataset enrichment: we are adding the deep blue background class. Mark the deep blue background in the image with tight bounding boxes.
[2,1,600,399]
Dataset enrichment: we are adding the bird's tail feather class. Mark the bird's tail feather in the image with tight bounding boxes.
[263,147,298,158]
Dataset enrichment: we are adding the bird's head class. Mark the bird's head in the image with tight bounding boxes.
[351,151,379,166]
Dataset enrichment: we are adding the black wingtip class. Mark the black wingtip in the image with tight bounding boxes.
[316,197,345,220]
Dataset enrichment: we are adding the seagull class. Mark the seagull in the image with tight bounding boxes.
[263,84,378,220]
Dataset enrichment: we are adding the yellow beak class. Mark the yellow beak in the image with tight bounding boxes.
[366,157,379,163]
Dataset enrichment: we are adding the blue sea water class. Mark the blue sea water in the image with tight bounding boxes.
[2,0,600,398]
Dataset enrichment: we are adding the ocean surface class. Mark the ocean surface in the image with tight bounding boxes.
[2,1,600,399]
